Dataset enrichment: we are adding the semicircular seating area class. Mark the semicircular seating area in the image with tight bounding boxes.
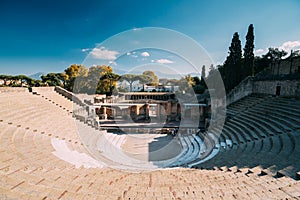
[194,94,300,179]
[0,87,300,199]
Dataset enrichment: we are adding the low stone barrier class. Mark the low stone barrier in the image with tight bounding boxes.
[54,86,85,106]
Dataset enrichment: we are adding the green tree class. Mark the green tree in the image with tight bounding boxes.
[177,75,195,93]
[243,24,255,77]
[0,75,40,87]
[100,72,120,95]
[264,48,287,75]
[185,75,196,87]
[253,56,270,75]
[0,75,13,86]
[41,73,65,87]
[141,71,158,86]
[193,85,205,94]
[192,76,201,85]
[201,65,206,79]
[224,32,242,91]
[26,77,41,87]
[64,64,88,91]
[119,74,140,92]
[86,65,118,94]
[201,65,206,86]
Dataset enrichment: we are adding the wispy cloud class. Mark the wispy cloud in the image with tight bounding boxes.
[141,52,150,57]
[156,59,174,64]
[89,46,119,60]
[279,40,300,52]
[81,48,90,52]
[126,51,138,58]
[254,48,266,56]
[109,61,118,66]
[255,41,300,57]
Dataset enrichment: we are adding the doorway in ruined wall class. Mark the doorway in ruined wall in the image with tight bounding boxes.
[276,85,281,96]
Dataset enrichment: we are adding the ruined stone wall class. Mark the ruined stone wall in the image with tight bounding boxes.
[226,76,300,106]
[253,80,300,97]
[226,77,254,106]
[272,56,300,75]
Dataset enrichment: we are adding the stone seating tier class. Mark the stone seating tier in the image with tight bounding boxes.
[0,88,300,199]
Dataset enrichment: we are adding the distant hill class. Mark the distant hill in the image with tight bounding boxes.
[29,72,44,80]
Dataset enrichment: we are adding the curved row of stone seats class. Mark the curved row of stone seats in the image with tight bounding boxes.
[187,133,220,167]
[212,127,234,148]
[1,92,92,172]
[33,88,207,170]
[253,105,300,129]
[238,111,282,135]
[1,109,77,144]
[27,87,211,170]
[76,120,215,169]
[167,130,217,168]
[258,97,300,115]
[169,134,202,167]
[0,124,78,170]
[1,89,300,199]
[218,128,295,171]
[2,156,298,200]
[249,108,297,131]
[1,147,299,199]
[226,95,267,115]
[0,87,28,93]
[195,94,300,179]
[31,86,74,112]
[0,90,81,142]
[75,119,181,170]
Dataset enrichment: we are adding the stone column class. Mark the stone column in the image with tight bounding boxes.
[156,104,161,120]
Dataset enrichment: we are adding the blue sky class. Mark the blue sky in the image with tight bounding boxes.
[0,0,300,76]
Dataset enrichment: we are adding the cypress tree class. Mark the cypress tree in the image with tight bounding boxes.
[201,65,207,88]
[201,65,206,80]
[243,24,255,77]
[224,32,242,91]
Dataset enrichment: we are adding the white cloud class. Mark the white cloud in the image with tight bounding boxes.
[109,61,117,66]
[156,59,174,64]
[253,41,300,58]
[255,49,264,54]
[279,40,300,52]
[127,51,138,58]
[141,52,150,57]
[90,46,119,60]
[81,48,90,52]
[254,48,266,56]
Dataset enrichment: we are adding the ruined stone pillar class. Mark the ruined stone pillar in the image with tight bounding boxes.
[156,104,161,120]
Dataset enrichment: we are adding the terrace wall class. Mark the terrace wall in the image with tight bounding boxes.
[226,77,300,106]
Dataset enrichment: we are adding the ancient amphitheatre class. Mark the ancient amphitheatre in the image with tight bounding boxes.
[1,67,300,199]
[1,1,300,198]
